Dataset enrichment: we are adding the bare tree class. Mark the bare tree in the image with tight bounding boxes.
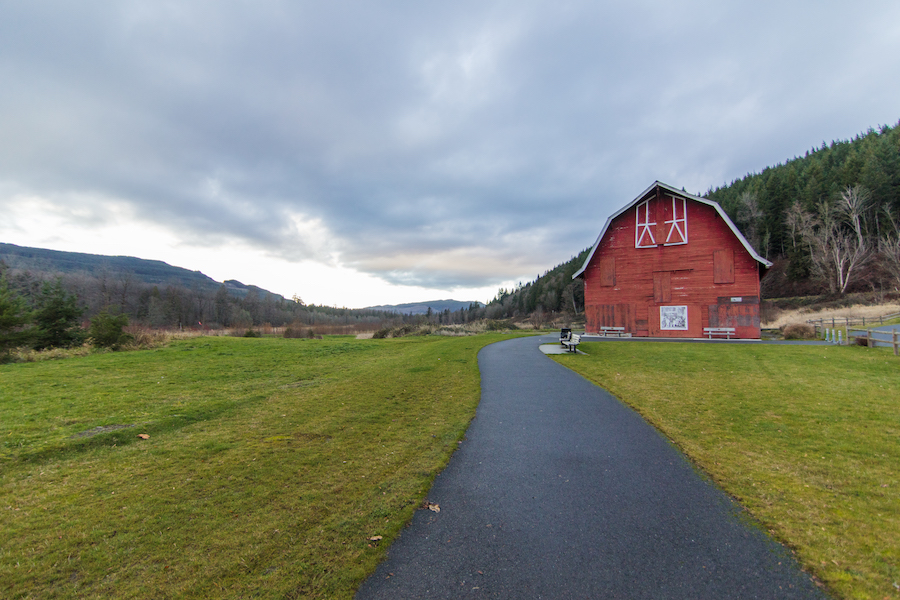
[785,200,815,252]
[736,191,767,257]
[795,186,874,295]
[562,279,584,315]
[117,271,134,314]
[879,206,900,290]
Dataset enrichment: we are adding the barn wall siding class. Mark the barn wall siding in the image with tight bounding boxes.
[583,189,764,339]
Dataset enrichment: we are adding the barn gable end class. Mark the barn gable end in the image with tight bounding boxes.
[574,181,772,339]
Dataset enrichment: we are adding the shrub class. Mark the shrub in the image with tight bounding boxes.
[485,319,516,331]
[89,310,133,349]
[283,325,320,339]
[371,324,435,339]
[283,325,304,339]
[121,327,172,350]
[854,335,870,347]
[782,323,816,340]
[242,329,262,338]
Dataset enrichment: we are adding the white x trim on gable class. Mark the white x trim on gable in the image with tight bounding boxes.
[573,181,772,280]
[635,199,656,248]
[664,197,687,245]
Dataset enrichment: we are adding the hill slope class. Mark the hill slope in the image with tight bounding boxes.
[0,243,280,299]
[365,299,480,315]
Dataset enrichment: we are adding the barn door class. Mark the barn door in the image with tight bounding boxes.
[586,304,634,333]
[708,296,761,337]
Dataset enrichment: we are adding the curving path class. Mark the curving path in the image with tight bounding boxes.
[355,335,829,599]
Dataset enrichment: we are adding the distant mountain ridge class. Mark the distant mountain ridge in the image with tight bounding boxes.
[0,242,282,299]
[365,299,480,315]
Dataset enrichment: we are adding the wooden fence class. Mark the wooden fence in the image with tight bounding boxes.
[807,312,900,330]
[846,328,900,356]
[809,312,900,339]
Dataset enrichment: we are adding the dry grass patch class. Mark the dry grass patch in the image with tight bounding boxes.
[764,303,900,329]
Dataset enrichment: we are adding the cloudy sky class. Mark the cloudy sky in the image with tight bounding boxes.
[1,1,898,307]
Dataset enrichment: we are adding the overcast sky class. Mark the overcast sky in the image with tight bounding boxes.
[1,1,898,307]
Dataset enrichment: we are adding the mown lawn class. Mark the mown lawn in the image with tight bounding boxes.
[0,334,512,599]
[554,341,900,600]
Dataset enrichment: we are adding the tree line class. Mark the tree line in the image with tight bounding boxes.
[0,261,413,358]
[706,120,900,297]
[474,120,900,322]
[473,248,590,325]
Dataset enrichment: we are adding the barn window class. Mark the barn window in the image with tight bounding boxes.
[635,200,656,248]
[664,197,688,245]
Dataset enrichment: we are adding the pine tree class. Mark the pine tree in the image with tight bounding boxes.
[0,275,33,360]
[33,279,85,350]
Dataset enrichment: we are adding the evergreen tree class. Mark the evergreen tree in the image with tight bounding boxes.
[0,275,33,360]
[89,309,132,349]
[33,278,85,350]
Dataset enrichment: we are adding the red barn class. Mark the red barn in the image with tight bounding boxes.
[573,181,772,339]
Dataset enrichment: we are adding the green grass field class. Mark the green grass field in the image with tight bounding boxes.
[5,334,898,599]
[0,334,513,599]
[554,341,900,600]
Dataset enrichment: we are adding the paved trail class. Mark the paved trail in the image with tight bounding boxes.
[355,335,828,599]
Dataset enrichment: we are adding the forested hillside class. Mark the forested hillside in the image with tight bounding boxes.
[0,247,397,331]
[479,247,591,323]
[706,120,900,297]
[478,120,900,324]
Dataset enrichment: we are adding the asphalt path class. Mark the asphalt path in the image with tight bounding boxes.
[355,335,829,599]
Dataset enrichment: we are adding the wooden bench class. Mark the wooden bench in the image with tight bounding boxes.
[562,333,581,352]
[599,326,631,338]
[703,327,736,339]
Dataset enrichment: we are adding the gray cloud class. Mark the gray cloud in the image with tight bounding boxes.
[2,0,899,290]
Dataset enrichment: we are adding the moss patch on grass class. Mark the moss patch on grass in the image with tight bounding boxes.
[0,334,511,599]
[554,342,900,600]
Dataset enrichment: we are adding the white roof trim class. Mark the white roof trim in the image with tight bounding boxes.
[573,181,773,279]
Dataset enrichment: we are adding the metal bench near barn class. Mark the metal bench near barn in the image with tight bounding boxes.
[703,327,736,339]
[561,333,582,352]
[599,326,631,338]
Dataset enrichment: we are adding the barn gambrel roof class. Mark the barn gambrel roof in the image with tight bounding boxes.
[573,181,773,279]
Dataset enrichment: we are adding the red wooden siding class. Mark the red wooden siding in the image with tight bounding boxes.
[582,189,763,339]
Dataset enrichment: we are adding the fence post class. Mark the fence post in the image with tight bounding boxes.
[894,330,899,357]
[867,328,873,348]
